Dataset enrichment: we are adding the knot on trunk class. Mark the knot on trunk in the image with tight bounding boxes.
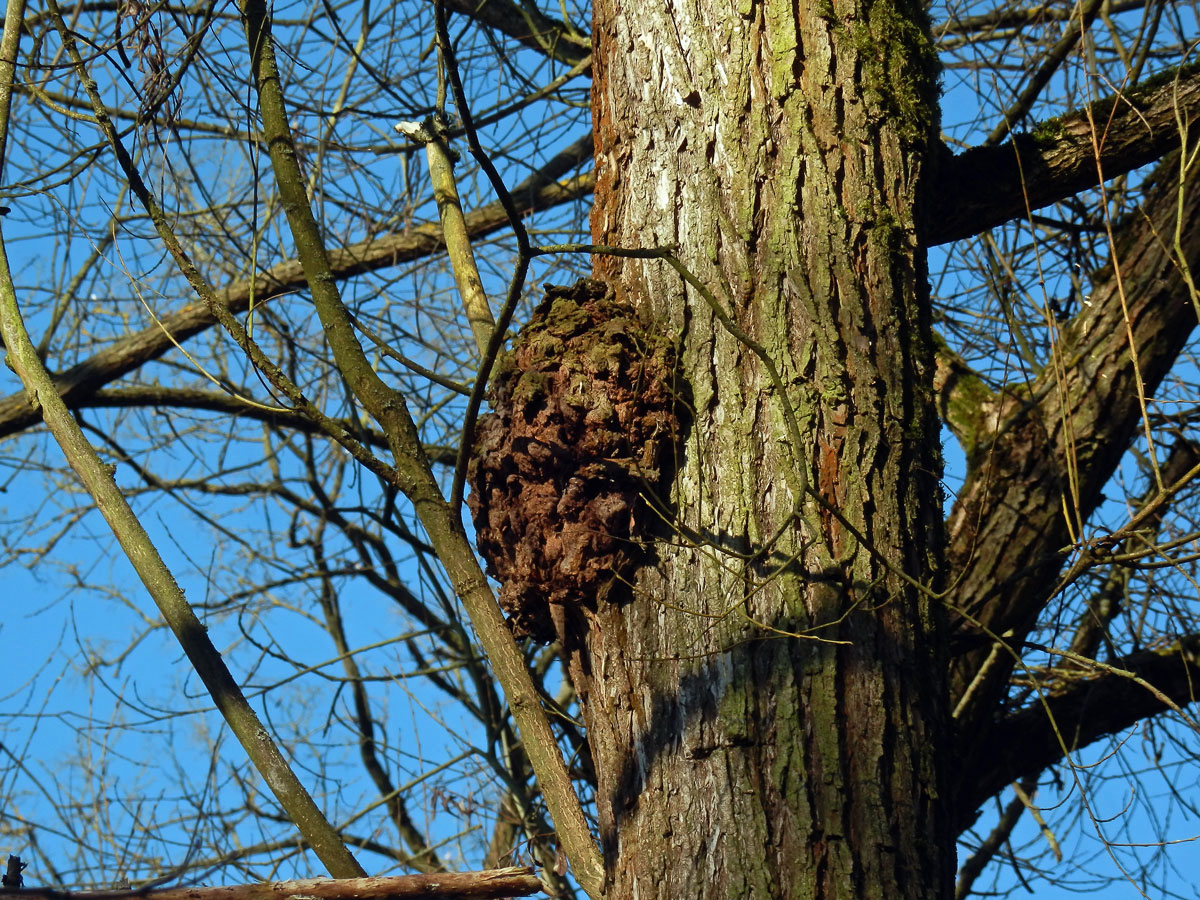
[467,279,678,641]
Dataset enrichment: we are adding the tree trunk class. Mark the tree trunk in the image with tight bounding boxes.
[573,0,955,896]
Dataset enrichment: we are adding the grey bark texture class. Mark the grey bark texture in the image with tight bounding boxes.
[565,0,956,896]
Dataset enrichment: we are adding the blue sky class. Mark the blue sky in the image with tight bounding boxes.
[2,0,1200,896]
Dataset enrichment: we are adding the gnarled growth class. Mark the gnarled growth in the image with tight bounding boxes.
[468,279,678,642]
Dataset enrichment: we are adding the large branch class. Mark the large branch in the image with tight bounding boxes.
[5,870,545,900]
[961,637,1200,823]
[945,147,1200,770]
[927,61,1200,245]
[0,138,594,441]
[16,51,1186,444]
[1065,439,1200,661]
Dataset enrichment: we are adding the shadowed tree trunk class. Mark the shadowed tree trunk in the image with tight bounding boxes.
[569,0,955,896]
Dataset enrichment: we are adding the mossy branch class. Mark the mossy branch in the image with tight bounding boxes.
[0,2,365,879]
[237,2,603,894]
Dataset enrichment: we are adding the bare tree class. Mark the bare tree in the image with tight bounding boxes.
[1,0,1200,898]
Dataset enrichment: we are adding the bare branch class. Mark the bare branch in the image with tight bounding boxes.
[0,139,594,441]
[947,146,1200,771]
[443,0,589,65]
[5,870,546,900]
[963,637,1200,820]
[933,0,1146,45]
[984,0,1106,146]
[1067,439,1200,660]
[927,61,1200,244]
[955,775,1039,899]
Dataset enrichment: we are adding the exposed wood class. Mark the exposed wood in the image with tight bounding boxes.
[4,870,545,900]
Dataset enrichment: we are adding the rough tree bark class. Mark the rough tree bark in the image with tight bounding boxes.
[576,0,953,896]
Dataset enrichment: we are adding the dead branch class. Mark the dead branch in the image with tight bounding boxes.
[4,870,545,900]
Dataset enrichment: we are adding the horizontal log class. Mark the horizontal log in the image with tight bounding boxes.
[3,869,545,900]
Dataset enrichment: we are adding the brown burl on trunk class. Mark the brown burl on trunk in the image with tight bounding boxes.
[466,279,679,643]
[472,0,954,893]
